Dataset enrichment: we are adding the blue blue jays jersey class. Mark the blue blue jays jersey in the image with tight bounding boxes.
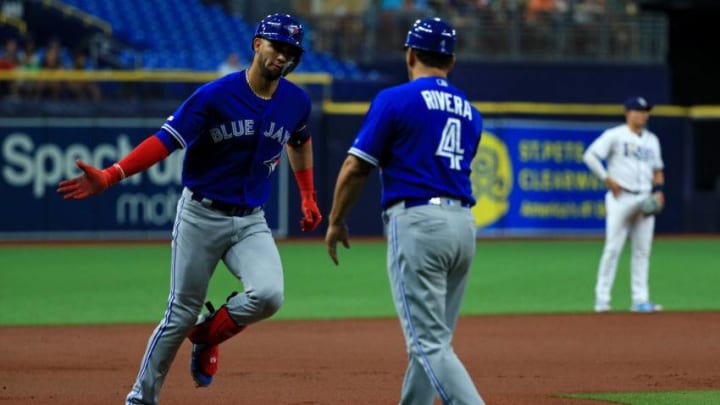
[349,76,483,209]
[155,70,311,207]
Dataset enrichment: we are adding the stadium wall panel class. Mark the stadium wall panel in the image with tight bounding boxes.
[0,105,713,240]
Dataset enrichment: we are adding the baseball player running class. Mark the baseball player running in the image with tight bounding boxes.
[325,17,485,405]
[583,96,665,313]
[57,14,322,404]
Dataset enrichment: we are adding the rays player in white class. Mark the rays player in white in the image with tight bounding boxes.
[583,96,665,313]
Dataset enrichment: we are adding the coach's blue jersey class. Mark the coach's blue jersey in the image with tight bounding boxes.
[349,76,483,209]
[155,70,311,207]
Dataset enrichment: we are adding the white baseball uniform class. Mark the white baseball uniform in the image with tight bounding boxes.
[583,123,664,310]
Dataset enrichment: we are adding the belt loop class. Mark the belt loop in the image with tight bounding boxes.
[199,197,213,208]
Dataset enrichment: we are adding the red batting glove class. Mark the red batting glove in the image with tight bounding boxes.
[300,190,322,232]
[57,160,117,200]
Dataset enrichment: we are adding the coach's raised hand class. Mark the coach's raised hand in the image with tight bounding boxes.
[57,159,118,199]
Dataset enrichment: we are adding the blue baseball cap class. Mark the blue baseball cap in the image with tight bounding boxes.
[404,17,456,55]
[624,96,652,111]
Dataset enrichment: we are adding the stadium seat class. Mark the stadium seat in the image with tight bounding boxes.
[60,0,366,76]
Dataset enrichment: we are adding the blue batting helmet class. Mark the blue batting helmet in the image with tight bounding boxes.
[404,17,456,55]
[253,13,304,52]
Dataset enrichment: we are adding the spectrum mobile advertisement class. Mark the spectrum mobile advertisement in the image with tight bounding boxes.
[0,118,283,239]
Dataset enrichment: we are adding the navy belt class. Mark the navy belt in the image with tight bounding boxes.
[399,197,471,209]
[191,192,260,217]
[620,187,641,195]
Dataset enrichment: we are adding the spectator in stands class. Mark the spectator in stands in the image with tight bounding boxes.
[573,0,607,55]
[447,0,486,52]
[0,38,21,99]
[66,48,101,101]
[574,0,606,24]
[18,36,40,70]
[525,0,558,23]
[217,52,242,76]
[362,0,381,61]
[36,39,65,100]
[524,0,571,54]
[607,0,641,57]
[0,38,20,69]
[377,0,432,53]
[381,0,403,9]
[13,35,41,99]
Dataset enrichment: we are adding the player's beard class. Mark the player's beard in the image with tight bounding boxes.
[259,57,283,81]
[260,66,282,81]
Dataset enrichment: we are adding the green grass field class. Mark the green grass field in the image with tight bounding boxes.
[564,390,720,405]
[1,238,718,325]
[1,238,718,404]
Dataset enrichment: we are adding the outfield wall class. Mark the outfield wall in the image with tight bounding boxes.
[0,103,717,240]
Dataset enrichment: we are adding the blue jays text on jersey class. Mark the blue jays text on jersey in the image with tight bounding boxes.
[349,77,483,209]
[209,120,255,142]
[154,70,311,207]
[208,120,292,145]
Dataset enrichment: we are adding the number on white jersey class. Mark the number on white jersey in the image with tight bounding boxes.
[436,117,464,170]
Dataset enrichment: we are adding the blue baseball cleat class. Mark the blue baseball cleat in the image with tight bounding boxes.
[190,343,218,387]
[631,302,663,313]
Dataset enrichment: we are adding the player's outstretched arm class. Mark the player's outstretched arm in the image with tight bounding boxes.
[56,135,170,200]
[57,160,118,199]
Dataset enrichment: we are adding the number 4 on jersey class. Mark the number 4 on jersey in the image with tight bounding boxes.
[436,117,464,170]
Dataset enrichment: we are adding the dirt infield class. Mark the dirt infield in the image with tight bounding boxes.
[2,312,719,405]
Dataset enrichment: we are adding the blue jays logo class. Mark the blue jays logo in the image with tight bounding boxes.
[286,25,300,35]
[264,151,282,176]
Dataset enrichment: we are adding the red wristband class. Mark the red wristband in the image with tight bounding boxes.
[102,163,125,186]
[107,135,170,181]
[293,167,315,195]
